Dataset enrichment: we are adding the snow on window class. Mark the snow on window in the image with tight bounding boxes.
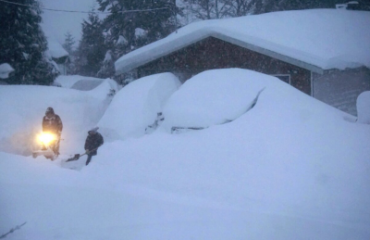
[272,74,291,84]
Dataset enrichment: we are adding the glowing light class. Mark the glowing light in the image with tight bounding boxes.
[37,133,56,147]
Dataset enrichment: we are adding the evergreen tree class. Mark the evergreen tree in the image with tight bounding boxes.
[180,0,368,19]
[182,0,235,19]
[246,0,355,14]
[62,32,76,75]
[0,0,58,85]
[62,32,75,55]
[74,13,106,77]
[97,0,179,57]
[97,50,115,78]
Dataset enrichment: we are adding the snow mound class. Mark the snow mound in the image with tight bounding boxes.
[98,73,181,141]
[72,78,118,92]
[54,75,97,88]
[357,91,370,124]
[54,75,118,90]
[1,69,369,240]
[162,68,345,131]
[85,79,116,101]
[71,79,103,91]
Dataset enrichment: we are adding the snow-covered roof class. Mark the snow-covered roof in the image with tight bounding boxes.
[47,39,69,59]
[115,9,370,75]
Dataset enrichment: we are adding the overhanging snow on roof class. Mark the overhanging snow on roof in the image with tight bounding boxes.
[115,9,370,76]
[211,32,324,74]
[115,29,213,75]
[47,39,69,60]
[115,32,324,75]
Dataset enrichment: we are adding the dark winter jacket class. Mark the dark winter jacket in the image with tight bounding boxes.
[84,132,104,156]
[42,114,63,135]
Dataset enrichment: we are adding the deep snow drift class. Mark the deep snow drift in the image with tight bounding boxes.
[98,72,181,141]
[0,69,369,240]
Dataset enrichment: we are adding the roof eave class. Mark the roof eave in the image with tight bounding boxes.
[212,32,324,74]
[115,32,324,76]
[115,31,214,75]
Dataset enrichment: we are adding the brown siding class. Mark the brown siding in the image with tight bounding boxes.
[313,67,370,116]
[138,37,311,94]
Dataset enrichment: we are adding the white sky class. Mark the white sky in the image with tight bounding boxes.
[40,0,98,46]
[0,69,369,239]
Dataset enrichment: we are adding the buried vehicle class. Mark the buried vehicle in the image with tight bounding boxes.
[32,132,60,160]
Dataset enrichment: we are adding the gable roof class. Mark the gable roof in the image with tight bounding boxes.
[47,39,69,60]
[115,9,370,75]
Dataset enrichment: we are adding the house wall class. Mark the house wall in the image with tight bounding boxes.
[312,67,370,116]
[57,64,67,75]
[53,56,69,75]
[137,37,311,95]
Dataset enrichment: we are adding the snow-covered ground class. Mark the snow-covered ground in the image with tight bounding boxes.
[1,69,369,240]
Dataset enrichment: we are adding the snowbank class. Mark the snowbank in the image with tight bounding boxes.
[54,75,118,91]
[162,68,346,131]
[54,75,94,88]
[1,69,369,240]
[162,69,267,129]
[357,91,370,124]
[71,78,118,92]
[98,72,181,141]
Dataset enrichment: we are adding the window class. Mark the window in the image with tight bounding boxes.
[273,74,291,84]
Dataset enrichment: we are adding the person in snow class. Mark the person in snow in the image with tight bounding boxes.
[42,107,63,155]
[84,127,104,165]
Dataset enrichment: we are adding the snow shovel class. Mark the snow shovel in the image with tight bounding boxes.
[65,153,85,162]
[65,147,98,162]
